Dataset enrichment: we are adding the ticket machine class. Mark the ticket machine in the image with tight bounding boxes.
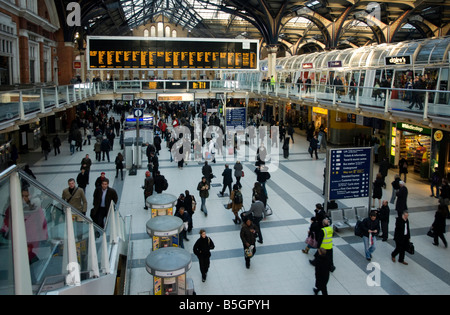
[146,193,177,217]
[146,247,194,295]
[146,215,184,250]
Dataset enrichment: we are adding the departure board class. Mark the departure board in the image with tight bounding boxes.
[87,36,259,70]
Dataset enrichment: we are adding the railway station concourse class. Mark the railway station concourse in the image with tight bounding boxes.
[0,0,449,297]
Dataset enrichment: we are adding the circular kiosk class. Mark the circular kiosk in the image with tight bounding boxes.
[146,247,194,295]
[146,193,177,217]
[146,215,184,250]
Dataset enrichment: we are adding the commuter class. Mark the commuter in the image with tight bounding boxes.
[23,164,36,179]
[175,207,190,249]
[314,203,327,228]
[378,157,389,186]
[234,161,243,189]
[246,195,265,244]
[302,217,320,254]
[252,182,267,207]
[310,218,335,272]
[255,163,270,197]
[94,139,101,162]
[220,164,233,197]
[142,171,154,210]
[62,178,87,216]
[287,124,295,143]
[230,184,243,224]
[91,178,118,228]
[193,229,215,282]
[53,134,61,156]
[378,200,390,241]
[313,247,331,295]
[270,75,276,92]
[439,178,450,207]
[175,193,185,213]
[197,176,210,216]
[305,77,312,94]
[94,172,108,189]
[430,167,440,198]
[80,154,92,184]
[202,161,214,184]
[282,136,290,159]
[390,174,401,204]
[154,171,168,194]
[361,210,380,261]
[184,190,195,232]
[395,181,408,217]
[41,136,51,161]
[391,211,411,265]
[398,157,408,182]
[309,135,319,159]
[68,131,76,155]
[240,218,257,269]
[372,173,385,209]
[431,204,448,248]
[115,152,124,180]
[76,168,89,192]
[100,136,111,162]
[349,78,357,101]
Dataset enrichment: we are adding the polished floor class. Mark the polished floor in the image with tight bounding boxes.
[23,122,450,295]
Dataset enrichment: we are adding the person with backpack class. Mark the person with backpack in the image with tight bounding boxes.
[154,171,168,194]
[246,194,265,244]
[360,210,380,261]
[230,184,243,224]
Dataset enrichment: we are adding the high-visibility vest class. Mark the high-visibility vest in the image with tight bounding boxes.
[270,77,276,86]
[320,226,333,250]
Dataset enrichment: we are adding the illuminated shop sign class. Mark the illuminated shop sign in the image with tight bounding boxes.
[385,55,411,66]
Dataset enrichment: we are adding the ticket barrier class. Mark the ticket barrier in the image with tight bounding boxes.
[146,215,184,250]
[146,247,194,295]
[146,193,177,217]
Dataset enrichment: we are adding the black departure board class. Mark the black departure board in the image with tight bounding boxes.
[87,36,259,70]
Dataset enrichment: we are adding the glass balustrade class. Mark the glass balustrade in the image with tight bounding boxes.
[0,166,128,294]
[0,90,20,122]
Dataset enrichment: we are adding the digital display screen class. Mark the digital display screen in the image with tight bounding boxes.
[87,36,259,70]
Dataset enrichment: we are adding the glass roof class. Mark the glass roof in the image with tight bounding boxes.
[120,0,237,31]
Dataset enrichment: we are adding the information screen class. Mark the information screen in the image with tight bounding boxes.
[87,36,259,70]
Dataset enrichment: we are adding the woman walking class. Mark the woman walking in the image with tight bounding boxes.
[230,184,243,224]
[115,152,124,180]
[193,229,215,282]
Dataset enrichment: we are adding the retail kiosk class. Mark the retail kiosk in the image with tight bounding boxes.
[146,215,184,250]
[146,247,194,295]
[146,193,177,217]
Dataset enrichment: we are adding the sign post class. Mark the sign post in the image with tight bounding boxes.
[133,100,145,170]
[325,147,373,214]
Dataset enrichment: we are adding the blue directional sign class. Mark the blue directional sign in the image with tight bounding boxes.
[133,108,144,118]
[328,147,372,200]
[225,107,247,130]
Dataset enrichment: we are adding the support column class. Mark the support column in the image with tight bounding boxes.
[267,45,278,82]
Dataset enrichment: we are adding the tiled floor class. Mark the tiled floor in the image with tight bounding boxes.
[24,120,450,295]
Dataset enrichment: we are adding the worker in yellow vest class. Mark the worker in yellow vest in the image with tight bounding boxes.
[309,218,336,272]
[270,75,276,92]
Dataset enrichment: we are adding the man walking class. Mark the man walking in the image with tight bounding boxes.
[91,178,118,228]
[62,178,88,216]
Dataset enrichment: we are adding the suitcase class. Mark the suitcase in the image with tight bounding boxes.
[240,209,253,223]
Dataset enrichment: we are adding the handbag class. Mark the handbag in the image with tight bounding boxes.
[427,228,435,238]
[305,233,318,248]
[244,245,254,258]
[192,199,197,212]
[241,171,245,178]
[406,242,415,255]
[264,204,273,216]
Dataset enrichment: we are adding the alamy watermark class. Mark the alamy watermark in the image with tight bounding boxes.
[66,2,81,27]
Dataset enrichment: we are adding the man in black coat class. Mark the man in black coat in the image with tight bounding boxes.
[202,161,213,184]
[395,181,408,217]
[220,164,233,196]
[91,178,118,228]
[391,211,411,265]
[100,136,111,162]
[154,171,168,194]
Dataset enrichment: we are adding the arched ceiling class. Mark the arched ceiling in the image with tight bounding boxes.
[55,0,450,53]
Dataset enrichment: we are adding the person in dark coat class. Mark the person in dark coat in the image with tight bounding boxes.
[309,135,319,159]
[398,157,408,182]
[193,229,215,282]
[41,136,51,160]
[431,204,448,248]
[282,136,290,159]
[91,178,118,228]
[372,173,385,209]
[142,171,154,210]
[76,168,89,192]
[52,135,61,156]
[220,164,233,196]
[313,247,331,295]
[184,190,195,232]
[174,207,190,249]
[202,161,213,184]
[302,217,321,254]
[115,153,124,180]
[153,132,162,155]
[154,171,168,194]
[391,211,411,265]
[378,200,390,241]
[378,157,389,187]
[395,181,408,217]
[240,218,257,269]
[100,136,111,162]
[390,174,401,204]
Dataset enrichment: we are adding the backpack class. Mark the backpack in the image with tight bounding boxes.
[354,220,363,237]
[234,190,243,204]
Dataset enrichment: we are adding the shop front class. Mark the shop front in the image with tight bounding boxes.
[391,122,432,178]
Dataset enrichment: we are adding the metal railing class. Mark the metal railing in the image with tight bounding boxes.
[0,165,128,295]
